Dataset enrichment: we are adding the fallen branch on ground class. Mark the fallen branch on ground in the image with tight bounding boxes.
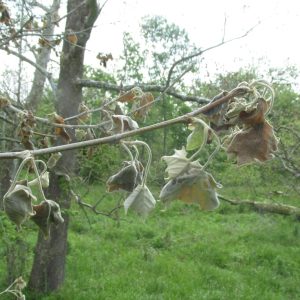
[219,195,300,218]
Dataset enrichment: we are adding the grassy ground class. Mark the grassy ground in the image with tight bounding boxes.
[1,182,300,300]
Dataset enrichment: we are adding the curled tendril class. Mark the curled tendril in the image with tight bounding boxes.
[249,80,275,115]
[122,140,152,186]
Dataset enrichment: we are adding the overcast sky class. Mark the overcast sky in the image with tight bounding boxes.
[85,0,300,78]
[2,0,300,87]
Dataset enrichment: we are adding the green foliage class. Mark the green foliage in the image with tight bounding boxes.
[119,32,145,82]
[140,15,196,82]
[77,144,120,183]
[83,66,118,108]
[4,184,299,300]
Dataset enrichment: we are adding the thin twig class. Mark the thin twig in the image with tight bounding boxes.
[165,22,260,88]
[0,47,56,95]
[0,86,250,159]
[77,80,209,104]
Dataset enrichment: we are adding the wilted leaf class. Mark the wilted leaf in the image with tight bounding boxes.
[75,129,87,141]
[28,171,49,188]
[3,184,37,229]
[0,96,10,108]
[124,184,156,217]
[112,115,139,133]
[117,87,143,103]
[159,170,221,211]
[17,111,36,149]
[106,161,141,192]
[0,4,10,26]
[48,113,71,143]
[186,123,208,151]
[66,29,78,45]
[78,103,90,122]
[31,200,64,239]
[55,127,71,143]
[203,91,229,126]
[133,92,154,119]
[239,98,269,125]
[225,97,267,126]
[162,148,201,180]
[38,37,52,48]
[96,53,113,67]
[203,91,228,116]
[226,121,278,165]
[47,152,62,169]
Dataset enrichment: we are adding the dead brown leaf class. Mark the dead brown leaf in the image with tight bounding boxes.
[226,121,278,165]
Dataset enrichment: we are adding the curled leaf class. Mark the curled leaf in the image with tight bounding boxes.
[17,111,36,150]
[203,91,229,126]
[47,152,62,169]
[112,115,139,133]
[96,53,113,67]
[28,171,49,188]
[107,161,140,192]
[226,121,278,165]
[117,87,143,103]
[75,129,87,141]
[48,112,71,143]
[239,98,269,125]
[31,200,64,239]
[124,185,156,217]
[159,170,221,211]
[39,37,52,48]
[186,122,208,151]
[0,96,10,108]
[3,184,37,229]
[78,103,90,122]
[0,4,10,26]
[66,29,78,45]
[162,148,201,180]
[133,92,154,119]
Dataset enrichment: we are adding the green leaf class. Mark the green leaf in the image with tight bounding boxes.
[186,123,207,151]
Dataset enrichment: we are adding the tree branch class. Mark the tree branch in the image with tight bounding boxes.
[0,86,249,159]
[76,80,209,104]
[0,47,57,95]
[219,195,300,218]
[165,22,260,88]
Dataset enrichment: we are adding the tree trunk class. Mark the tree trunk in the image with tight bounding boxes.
[28,174,70,292]
[28,0,100,293]
[25,0,61,111]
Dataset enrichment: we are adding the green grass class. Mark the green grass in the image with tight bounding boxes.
[1,183,300,300]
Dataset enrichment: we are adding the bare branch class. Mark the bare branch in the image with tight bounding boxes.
[29,1,50,12]
[165,22,260,88]
[0,114,14,125]
[76,80,209,104]
[54,0,86,24]
[0,137,20,143]
[0,86,249,159]
[222,15,227,43]
[220,195,300,218]
[0,47,57,95]
[0,16,34,48]
[70,189,124,221]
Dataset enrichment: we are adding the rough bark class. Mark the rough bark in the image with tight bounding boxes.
[25,0,61,111]
[28,0,100,293]
[28,174,70,292]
